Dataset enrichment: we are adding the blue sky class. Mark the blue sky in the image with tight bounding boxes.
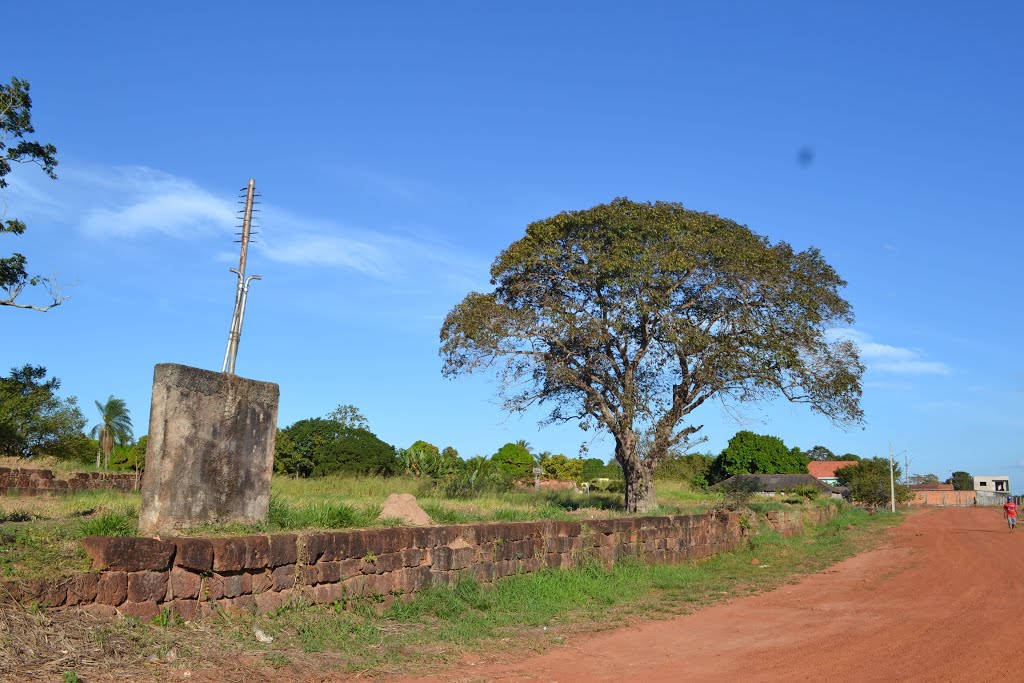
[4,2,1022,486]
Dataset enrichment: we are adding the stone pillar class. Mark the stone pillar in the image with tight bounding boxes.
[139,363,279,536]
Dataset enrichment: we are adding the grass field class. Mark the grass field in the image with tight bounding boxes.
[0,466,815,580]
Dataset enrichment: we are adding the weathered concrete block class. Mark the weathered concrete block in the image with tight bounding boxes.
[138,364,279,536]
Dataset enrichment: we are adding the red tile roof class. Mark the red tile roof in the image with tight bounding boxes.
[807,461,858,479]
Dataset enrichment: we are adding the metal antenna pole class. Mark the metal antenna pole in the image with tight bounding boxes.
[222,179,261,375]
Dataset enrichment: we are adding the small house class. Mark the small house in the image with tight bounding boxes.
[713,473,844,499]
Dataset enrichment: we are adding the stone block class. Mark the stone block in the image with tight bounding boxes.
[138,364,279,535]
[310,582,346,605]
[167,599,201,622]
[268,534,297,567]
[119,600,161,621]
[299,564,317,586]
[317,561,343,584]
[64,573,100,606]
[128,571,169,603]
[255,589,291,614]
[96,571,128,606]
[207,573,244,600]
[243,536,270,569]
[174,538,213,572]
[272,564,295,591]
[400,548,426,567]
[210,538,247,572]
[82,537,175,572]
[81,603,118,619]
[170,568,201,600]
[251,570,272,595]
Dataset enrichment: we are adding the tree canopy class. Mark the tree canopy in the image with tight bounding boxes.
[90,395,133,470]
[441,198,863,511]
[490,442,534,478]
[274,418,398,477]
[709,431,809,482]
[946,471,972,491]
[1,77,65,311]
[0,365,87,459]
[836,457,913,508]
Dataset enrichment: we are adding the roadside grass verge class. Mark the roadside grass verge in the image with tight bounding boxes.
[204,506,900,677]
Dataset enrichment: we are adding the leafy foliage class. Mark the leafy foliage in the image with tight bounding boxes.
[1,77,65,311]
[438,457,513,498]
[835,457,913,508]
[90,395,133,470]
[0,365,86,458]
[787,483,820,500]
[717,476,759,510]
[709,431,809,483]
[947,470,972,491]
[654,451,714,488]
[274,418,398,477]
[581,457,611,481]
[399,440,463,478]
[440,198,863,512]
[908,473,940,486]
[324,404,369,431]
[538,452,583,481]
[490,442,534,478]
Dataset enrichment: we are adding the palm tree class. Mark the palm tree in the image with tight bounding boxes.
[91,396,133,470]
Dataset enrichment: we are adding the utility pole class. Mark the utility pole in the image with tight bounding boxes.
[889,443,896,513]
[221,179,262,375]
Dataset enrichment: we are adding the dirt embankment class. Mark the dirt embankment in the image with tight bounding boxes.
[396,507,1023,682]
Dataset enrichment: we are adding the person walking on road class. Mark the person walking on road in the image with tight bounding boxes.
[1004,496,1017,532]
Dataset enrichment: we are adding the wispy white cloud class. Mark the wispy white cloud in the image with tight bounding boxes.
[78,173,234,239]
[15,163,484,285]
[828,328,951,375]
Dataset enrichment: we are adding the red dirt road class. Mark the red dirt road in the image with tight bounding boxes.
[397,507,1023,683]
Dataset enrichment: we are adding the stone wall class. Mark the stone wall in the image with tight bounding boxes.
[0,467,139,495]
[0,506,836,621]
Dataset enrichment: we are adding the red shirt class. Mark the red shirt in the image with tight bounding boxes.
[1005,502,1017,518]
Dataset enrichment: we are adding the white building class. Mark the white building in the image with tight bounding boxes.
[973,475,1011,506]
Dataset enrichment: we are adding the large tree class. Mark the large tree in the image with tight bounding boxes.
[90,395,133,470]
[709,431,809,482]
[441,198,863,512]
[946,471,972,491]
[274,418,398,477]
[1,77,65,311]
[0,365,86,458]
[836,457,913,509]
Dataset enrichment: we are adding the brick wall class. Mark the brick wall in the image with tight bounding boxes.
[0,467,140,495]
[910,490,976,506]
[0,506,835,621]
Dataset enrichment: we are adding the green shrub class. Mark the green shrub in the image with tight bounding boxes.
[79,512,136,537]
[787,484,820,500]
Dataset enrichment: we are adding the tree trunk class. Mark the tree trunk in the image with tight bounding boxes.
[616,432,658,514]
[623,461,657,513]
